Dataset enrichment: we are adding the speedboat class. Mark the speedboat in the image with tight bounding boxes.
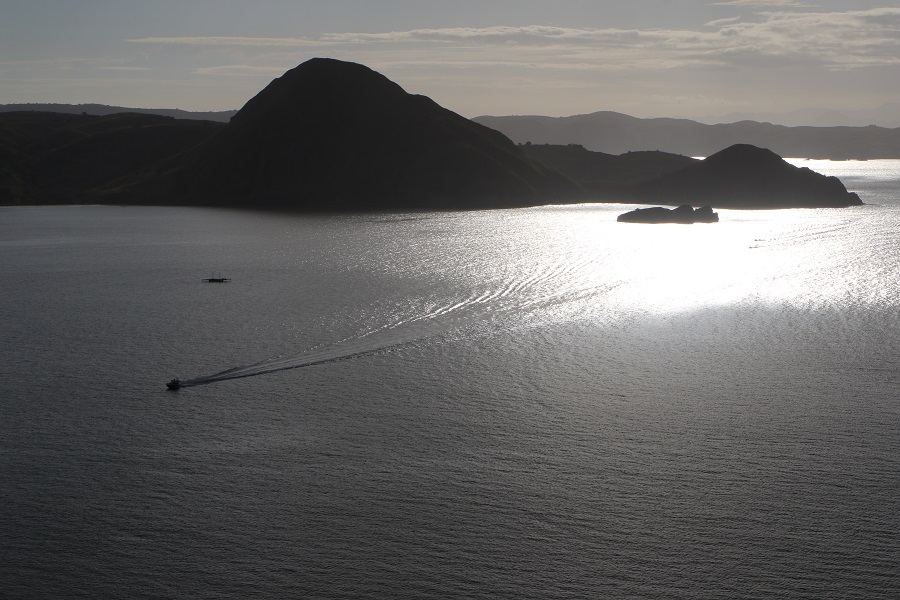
[166,378,181,390]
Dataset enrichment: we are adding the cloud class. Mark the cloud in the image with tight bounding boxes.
[96,66,151,72]
[128,8,900,73]
[128,36,323,47]
[706,16,743,27]
[0,57,121,68]
[193,65,289,77]
[711,0,811,6]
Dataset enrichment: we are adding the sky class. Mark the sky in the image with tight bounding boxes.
[1,0,899,119]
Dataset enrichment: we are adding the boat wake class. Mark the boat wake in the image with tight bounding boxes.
[176,253,610,388]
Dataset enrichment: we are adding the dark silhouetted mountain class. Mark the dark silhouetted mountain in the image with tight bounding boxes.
[156,58,577,210]
[516,143,861,208]
[474,111,900,159]
[0,103,237,122]
[0,111,222,205]
[625,145,862,208]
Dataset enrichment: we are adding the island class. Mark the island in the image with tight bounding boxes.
[617,205,719,224]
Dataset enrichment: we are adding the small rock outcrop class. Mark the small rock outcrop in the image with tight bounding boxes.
[617,204,719,224]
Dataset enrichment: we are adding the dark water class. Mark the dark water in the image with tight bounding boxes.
[2,163,899,598]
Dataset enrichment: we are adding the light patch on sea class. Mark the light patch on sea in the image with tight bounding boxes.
[1,159,898,599]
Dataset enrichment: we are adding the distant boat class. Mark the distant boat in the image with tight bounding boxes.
[166,378,181,390]
[202,272,231,283]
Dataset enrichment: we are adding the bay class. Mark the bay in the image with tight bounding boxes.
[1,161,898,599]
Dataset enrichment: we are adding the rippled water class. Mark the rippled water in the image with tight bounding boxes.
[2,162,899,598]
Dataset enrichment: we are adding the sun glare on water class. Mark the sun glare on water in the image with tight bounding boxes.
[507,204,882,323]
[596,213,788,313]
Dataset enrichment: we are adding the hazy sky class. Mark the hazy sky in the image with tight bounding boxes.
[2,1,898,118]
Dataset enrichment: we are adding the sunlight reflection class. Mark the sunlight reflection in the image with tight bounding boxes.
[370,201,894,340]
[495,204,889,321]
[583,209,785,313]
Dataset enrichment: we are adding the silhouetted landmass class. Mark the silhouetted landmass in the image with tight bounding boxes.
[696,102,900,129]
[0,59,868,210]
[617,205,718,224]
[474,111,900,159]
[0,103,237,122]
[517,143,861,208]
[519,144,697,194]
[0,111,222,205]
[149,58,577,210]
[624,145,862,208]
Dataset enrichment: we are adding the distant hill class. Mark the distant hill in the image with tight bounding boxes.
[519,143,861,208]
[152,58,578,210]
[0,111,222,205]
[695,103,900,129]
[624,144,861,208]
[474,111,900,159]
[519,144,698,195]
[0,103,237,123]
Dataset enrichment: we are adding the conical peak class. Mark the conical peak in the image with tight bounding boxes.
[233,58,409,122]
[277,58,403,90]
[704,143,783,167]
[176,58,578,209]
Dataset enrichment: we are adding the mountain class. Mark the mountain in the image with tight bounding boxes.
[625,145,862,208]
[156,58,577,210]
[0,103,237,123]
[696,103,900,129]
[473,111,900,159]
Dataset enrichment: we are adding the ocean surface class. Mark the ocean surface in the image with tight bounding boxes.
[2,160,898,599]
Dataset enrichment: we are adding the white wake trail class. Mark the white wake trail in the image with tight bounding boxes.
[176,253,607,387]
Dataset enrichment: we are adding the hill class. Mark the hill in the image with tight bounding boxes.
[0,111,222,205]
[625,145,862,208]
[516,143,861,208]
[474,111,900,160]
[0,103,236,123]
[696,103,900,129]
[519,144,697,195]
[150,58,577,210]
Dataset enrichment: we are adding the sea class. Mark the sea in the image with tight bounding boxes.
[1,159,898,599]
